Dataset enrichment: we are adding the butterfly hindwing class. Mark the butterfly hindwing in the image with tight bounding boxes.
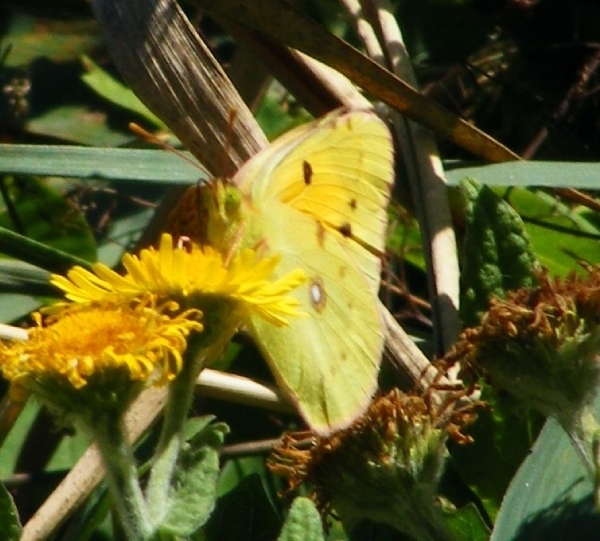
[246,202,383,433]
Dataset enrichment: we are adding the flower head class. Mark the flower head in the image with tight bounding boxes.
[0,303,202,420]
[50,233,305,328]
[447,267,600,423]
[446,266,600,493]
[269,386,478,537]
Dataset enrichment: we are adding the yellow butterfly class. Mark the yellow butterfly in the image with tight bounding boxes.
[168,108,394,434]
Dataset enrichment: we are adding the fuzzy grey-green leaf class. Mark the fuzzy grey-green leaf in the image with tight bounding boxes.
[158,420,229,536]
[277,497,325,541]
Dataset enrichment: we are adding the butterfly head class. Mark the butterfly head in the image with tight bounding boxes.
[165,178,243,256]
[205,178,243,254]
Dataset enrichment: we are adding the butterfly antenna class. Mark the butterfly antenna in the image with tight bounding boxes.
[130,123,207,241]
[129,122,206,174]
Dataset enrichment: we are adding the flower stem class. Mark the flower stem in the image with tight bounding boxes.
[91,418,151,540]
[336,486,457,541]
[558,404,600,509]
[145,315,238,526]
[145,344,203,522]
[399,505,457,541]
[559,404,600,476]
[388,497,455,541]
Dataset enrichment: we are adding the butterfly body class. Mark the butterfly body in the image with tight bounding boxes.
[168,109,394,434]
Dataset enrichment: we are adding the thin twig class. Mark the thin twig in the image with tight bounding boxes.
[352,0,462,357]
[522,47,600,159]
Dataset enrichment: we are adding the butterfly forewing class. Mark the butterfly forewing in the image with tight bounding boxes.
[240,111,392,245]
[276,115,391,249]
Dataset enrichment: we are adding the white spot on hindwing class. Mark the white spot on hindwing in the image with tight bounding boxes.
[309,277,326,313]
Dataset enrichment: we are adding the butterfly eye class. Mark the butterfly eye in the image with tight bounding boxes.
[308,278,327,312]
[224,187,242,216]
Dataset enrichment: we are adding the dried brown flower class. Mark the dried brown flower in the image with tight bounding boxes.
[269,385,479,538]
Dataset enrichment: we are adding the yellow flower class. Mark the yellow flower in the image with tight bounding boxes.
[0,303,202,392]
[50,233,305,327]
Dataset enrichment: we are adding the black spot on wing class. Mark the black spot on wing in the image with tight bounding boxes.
[303,160,313,185]
[338,222,352,238]
[349,198,357,210]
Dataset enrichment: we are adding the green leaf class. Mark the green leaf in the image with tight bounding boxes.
[447,161,600,189]
[0,400,39,477]
[2,11,100,66]
[27,104,135,147]
[490,398,600,540]
[278,497,325,541]
[0,260,51,294]
[158,419,229,536]
[217,455,281,504]
[448,169,600,276]
[0,176,96,265]
[0,258,53,322]
[0,226,90,274]
[499,187,600,276]
[255,96,311,141]
[81,56,166,128]
[443,503,489,541]
[386,204,425,271]
[449,387,544,522]
[182,415,218,441]
[206,458,282,541]
[0,145,203,184]
[0,481,21,541]
[459,178,539,326]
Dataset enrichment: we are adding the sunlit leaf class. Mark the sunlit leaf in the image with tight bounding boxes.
[0,481,21,541]
[81,56,165,129]
[0,145,203,184]
[27,104,133,147]
[490,393,600,541]
[2,11,100,66]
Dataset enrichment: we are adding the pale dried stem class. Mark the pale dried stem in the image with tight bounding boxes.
[347,0,462,359]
